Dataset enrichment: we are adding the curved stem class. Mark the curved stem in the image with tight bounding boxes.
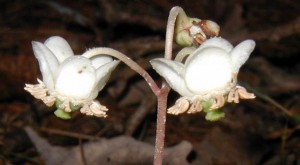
[82,47,161,96]
[82,7,186,165]
[164,6,185,60]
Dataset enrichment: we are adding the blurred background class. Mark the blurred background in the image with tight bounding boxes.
[0,0,299,164]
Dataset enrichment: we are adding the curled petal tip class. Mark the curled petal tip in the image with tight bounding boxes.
[231,39,256,73]
[95,60,120,92]
[44,36,74,63]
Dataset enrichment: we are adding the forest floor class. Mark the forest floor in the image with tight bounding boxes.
[0,0,300,164]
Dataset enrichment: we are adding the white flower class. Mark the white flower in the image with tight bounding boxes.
[150,37,255,117]
[24,36,119,118]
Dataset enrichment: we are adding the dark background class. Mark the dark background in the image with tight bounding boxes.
[0,0,299,164]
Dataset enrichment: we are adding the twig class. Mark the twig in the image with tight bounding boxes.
[97,0,166,29]
[256,92,292,116]
[125,94,156,136]
[40,127,102,141]
[79,139,87,165]
[244,84,292,116]
[228,16,300,43]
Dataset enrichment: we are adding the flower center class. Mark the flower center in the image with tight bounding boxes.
[184,48,232,94]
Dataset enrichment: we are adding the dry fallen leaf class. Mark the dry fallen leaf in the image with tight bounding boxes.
[25,127,192,165]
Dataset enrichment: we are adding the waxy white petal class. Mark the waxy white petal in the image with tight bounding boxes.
[175,47,196,62]
[95,60,120,92]
[55,56,96,100]
[32,41,59,92]
[88,55,113,69]
[44,36,74,63]
[198,37,233,52]
[150,58,194,97]
[230,40,255,73]
[185,48,232,94]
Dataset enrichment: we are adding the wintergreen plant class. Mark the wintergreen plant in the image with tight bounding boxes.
[24,6,256,165]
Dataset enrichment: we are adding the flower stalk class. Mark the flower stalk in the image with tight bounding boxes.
[82,48,161,96]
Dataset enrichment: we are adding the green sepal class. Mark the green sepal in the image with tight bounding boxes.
[175,32,193,47]
[55,99,63,108]
[174,11,201,47]
[205,109,225,121]
[54,109,71,119]
[70,102,81,112]
[201,99,214,113]
[55,99,81,112]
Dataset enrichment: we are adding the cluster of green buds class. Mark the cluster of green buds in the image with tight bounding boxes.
[174,8,220,47]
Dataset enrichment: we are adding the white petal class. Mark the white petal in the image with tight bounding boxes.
[184,37,233,66]
[185,48,232,94]
[85,60,119,101]
[86,88,99,101]
[44,36,74,63]
[95,60,120,92]
[88,55,113,69]
[150,58,194,97]
[175,47,196,62]
[55,56,96,100]
[230,40,255,73]
[198,37,233,52]
[32,41,59,91]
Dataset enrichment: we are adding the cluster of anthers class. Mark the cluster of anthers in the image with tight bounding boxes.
[168,85,255,115]
[24,36,119,119]
[25,80,109,118]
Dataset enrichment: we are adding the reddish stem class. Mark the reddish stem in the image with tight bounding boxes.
[83,6,184,165]
[153,85,169,165]
[153,6,182,165]
[82,47,161,96]
[164,6,184,60]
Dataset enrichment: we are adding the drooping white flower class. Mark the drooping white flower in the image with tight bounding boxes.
[150,37,255,119]
[25,36,119,118]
